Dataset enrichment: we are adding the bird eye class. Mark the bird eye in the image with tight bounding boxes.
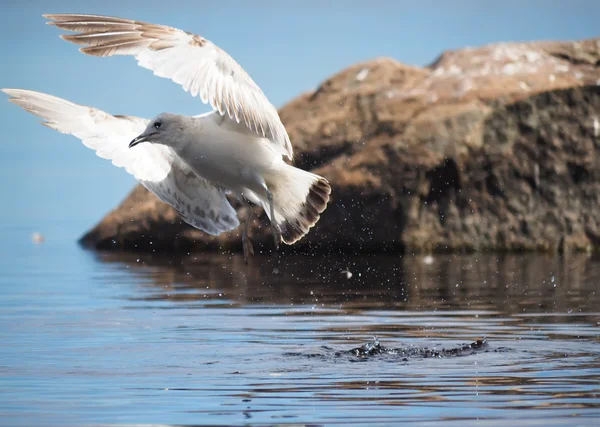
[154,122,162,129]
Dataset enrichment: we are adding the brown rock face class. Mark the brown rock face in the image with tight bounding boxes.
[81,38,600,254]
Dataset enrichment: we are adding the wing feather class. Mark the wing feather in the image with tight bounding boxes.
[45,13,293,160]
[3,88,239,235]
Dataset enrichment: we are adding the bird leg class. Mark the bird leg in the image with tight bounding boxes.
[242,201,254,264]
[265,188,281,250]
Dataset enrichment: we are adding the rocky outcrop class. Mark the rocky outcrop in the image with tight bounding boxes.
[81,38,600,254]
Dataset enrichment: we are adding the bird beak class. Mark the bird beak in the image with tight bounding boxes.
[129,134,147,148]
[129,132,156,148]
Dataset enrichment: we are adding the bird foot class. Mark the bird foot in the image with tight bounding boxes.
[243,235,255,264]
[271,223,281,251]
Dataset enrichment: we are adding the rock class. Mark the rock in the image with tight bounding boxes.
[80,38,600,254]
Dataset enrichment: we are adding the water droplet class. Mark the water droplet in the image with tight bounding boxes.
[31,232,45,244]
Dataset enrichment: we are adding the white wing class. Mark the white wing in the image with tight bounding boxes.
[3,88,239,235]
[45,13,294,160]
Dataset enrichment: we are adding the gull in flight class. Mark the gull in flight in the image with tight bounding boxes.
[3,14,331,261]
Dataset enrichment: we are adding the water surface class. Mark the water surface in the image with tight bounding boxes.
[0,229,599,426]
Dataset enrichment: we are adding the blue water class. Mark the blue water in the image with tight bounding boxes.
[0,221,599,426]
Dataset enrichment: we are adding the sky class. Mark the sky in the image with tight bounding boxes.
[1,0,599,241]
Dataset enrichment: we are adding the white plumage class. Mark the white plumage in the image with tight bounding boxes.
[3,89,240,235]
[4,13,331,260]
[45,14,294,160]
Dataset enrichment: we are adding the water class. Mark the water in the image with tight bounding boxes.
[0,225,599,426]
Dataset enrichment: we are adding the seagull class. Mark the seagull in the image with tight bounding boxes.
[3,14,331,261]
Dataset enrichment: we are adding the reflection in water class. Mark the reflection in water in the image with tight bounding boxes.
[96,251,600,317]
[2,249,599,426]
[93,252,600,418]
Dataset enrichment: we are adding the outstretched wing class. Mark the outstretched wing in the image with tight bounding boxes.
[3,88,239,235]
[45,13,293,160]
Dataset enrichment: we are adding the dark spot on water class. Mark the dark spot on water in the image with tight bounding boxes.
[284,338,489,361]
[348,338,488,359]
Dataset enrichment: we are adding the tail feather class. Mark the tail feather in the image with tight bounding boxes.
[263,164,331,245]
